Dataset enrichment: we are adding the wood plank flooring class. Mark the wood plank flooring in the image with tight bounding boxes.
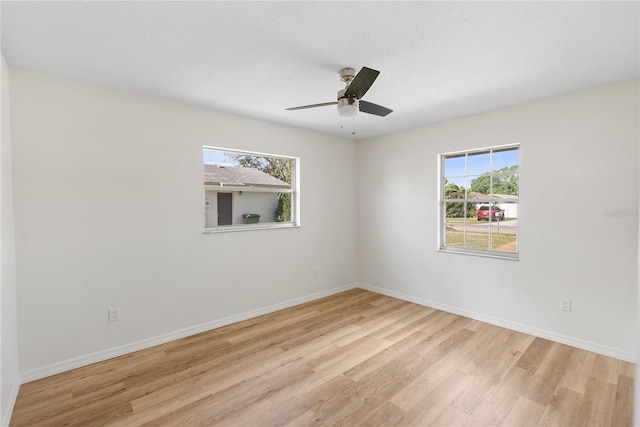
[10,289,634,426]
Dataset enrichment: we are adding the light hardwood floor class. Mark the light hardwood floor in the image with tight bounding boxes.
[10,289,634,426]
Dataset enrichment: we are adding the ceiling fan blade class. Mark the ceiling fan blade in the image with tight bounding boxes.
[344,67,380,99]
[359,100,393,117]
[286,101,337,111]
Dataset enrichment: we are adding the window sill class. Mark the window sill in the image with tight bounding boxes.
[438,247,519,261]
[204,223,299,234]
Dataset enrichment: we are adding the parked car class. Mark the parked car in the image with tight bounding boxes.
[477,205,505,221]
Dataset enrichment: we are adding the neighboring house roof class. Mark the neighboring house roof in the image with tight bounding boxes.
[204,164,291,189]
[492,194,518,201]
[469,192,491,200]
[470,192,518,202]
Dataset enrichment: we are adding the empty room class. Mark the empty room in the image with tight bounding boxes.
[0,1,638,426]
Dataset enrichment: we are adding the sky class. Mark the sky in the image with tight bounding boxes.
[203,149,237,166]
[444,147,519,179]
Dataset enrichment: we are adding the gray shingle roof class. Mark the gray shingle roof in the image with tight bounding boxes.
[204,164,291,189]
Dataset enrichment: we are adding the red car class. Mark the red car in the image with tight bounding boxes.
[477,205,505,221]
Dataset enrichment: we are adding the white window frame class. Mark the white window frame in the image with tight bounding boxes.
[438,144,519,260]
[203,146,300,233]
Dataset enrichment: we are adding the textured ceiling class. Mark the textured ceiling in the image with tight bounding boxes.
[2,1,639,140]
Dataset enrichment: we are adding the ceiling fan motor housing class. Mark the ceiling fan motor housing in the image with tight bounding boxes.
[339,67,356,83]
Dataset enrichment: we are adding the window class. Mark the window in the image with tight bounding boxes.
[439,144,519,259]
[203,146,299,232]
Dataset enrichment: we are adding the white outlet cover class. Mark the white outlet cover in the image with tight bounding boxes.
[108,307,120,322]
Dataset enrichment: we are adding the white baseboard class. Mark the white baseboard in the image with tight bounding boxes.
[1,378,20,427]
[356,283,636,363]
[19,281,635,384]
[20,283,358,383]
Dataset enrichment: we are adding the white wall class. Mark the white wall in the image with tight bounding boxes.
[0,53,20,426]
[232,191,278,225]
[358,80,639,361]
[204,190,218,227]
[9,68,359,376]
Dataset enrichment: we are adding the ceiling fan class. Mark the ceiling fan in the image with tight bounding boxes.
[286,67,393,117]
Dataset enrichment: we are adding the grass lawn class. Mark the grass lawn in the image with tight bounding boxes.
[445,229,516,251]
[446,217,516,224]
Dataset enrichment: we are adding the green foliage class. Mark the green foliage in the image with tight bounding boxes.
[444,183,476,218]
[226,153,293,222]
[274,193,291,222]
[469,166,519,195]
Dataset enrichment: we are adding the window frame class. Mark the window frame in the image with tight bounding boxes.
[203,145,300,233]
[437,143,519,260]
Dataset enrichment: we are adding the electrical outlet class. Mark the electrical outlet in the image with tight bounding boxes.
[561,299,572,312]
[313,269,319,278]
[108,307,120,322]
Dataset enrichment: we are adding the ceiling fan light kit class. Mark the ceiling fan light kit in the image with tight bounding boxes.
[286,66,393,121]
[337,89,358,117]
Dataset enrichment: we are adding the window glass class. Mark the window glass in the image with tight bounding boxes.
[444,155,466,178]
[440,145,519,259]
[467,151,490,175]
[203,147,299,232]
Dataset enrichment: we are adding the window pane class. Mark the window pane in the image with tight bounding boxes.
[444,155,465,178]
[443,202,466,249]
[444,177,466,199]
[490,203,518,253]
[467,152,490,175]
[491,173,519,196]
[492,148,518,199]
[468,174,490,195]
[492,148,519,171]
[466,228,490,251]
[444,200,469,220]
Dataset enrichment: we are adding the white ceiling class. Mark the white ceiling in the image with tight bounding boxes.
[2,1,638,140]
